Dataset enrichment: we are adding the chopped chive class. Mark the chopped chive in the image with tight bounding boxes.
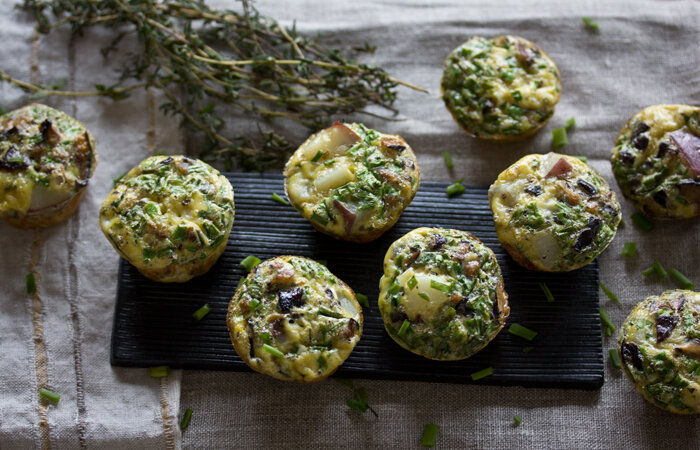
[311,150,323,162]
[346,398,367,413]
[442,150,454,169]
[144,202,158,217]
[113,171,126,186]
[630,212,654,231]
[618,219,626,228]
[563,117,576,130]
[397,319,411,336]
[599,282,620,304]
[317,355,327,371]
[513,415,523,426]
[511,90,522,101]
[318,306,343,318]
[609,349,621,370]
[668,268,695,290]
[538,282,555,302]
[508,323,537,341]
[356,293,369,308]
[271,192,289,205]
[552,128,568,147]
[642,261,667,278]
[421,424,439,447]
[407,275,418,291]
[582,16,600,30]
[192,304,211,321]
[150,365,170,378]
[574,155,588,163]
[262,344,284,358]
[621,242,637,258]
[240,255,261,272]
[430,279,452,293]
[39,388,60,403]
[248,298,261,310]
[470,367,494,381]
[26,273,36,295]
[418,292,430,301]
[388,281,400,295]
[180,408,193,431]
[599,307,615,337]
[523,346,534,353]
[446,181,466,196]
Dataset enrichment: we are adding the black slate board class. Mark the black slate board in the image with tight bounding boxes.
[111,173,604,390]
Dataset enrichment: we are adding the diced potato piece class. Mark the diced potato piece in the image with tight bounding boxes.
[400,271,450,320]
[314,164,354,193]
[298,122,361,160]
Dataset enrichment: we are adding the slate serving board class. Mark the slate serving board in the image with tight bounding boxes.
[111,173,604,390]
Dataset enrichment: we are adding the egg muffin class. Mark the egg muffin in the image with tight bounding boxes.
[619,290,700,414]
[284,122,420,243]
[0,103,96,228]
[99,155,234,283]
[378,228,509,360]
[441,35,561,142]
[227,255,363,382]
[611,104,700,219]
[489,153,620,272]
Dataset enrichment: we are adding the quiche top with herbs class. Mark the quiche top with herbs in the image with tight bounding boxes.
[284,122,420,242]
[489,153,620,272]
[227,255,363,382]
[378,228,509,360]
[0,103,96,220]
[99,155,234,283]
[441,35,561,142]
[619,290,700,414]
[611,104,700,219]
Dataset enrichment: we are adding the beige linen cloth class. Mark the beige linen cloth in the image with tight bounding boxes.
[0,0,698,448]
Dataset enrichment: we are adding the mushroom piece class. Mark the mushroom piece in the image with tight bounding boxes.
[675,339,700,359]
[333,199,357,235]
[277,287,305,312]
[573,217,602,252]
[676,180,700,204]
[621,341,644,371]
[669,130,700,175]
[655,315,679,343]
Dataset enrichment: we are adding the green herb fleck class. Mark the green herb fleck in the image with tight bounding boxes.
[421,424,439,447]
[262,344,284,358]
[311,150,323,162]
[192,304,211,321]
[39,388,60,403]
[446,181,466,196]
[113,171,126,186]
[430,279,452,293]
[470,367,494,381]
[442,150,454,169]
[574,155,588,163]
[144,203,158,217]
[642,261,666,278]
[339,379,378,417]
[599,307,615,337]
[248,298,261,310]
[563,117,576,130]
[356,293,369,308]
[599,282,620,304]
[240,255,261,272]
[513,415,523,426]
[397,319,411,336]
[407,276,418,291]
[538,282,555,302]
[26,273,36,295]
[318,306,343,318]
[508,323,537,341]
[621,242,637,258]
[271,192,289,205]
[609,349,621,370]
[511,90,522,101]
[668,268,695,290]
[180,408,193,431]
[552,128,568,147]
[631,212,654,231]
[582,17,600,30]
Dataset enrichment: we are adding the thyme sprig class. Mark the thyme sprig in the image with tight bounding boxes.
[4,0,425,170]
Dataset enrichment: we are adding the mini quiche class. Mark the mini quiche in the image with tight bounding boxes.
[619,290,700,414]
[611,104,700,219]
[284,122,420,243]
[489,153,620,272]
[0,103,96,228]
[377,228,509,360]
[99,155,234,283]
[441,35,561,142]
[227,255,363,382]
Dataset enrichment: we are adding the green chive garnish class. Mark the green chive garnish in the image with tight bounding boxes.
[113,171,126,186]
[508,323,537,341]
[609,349,621,370]
[397,319,411,336]
[192,304,211,321]
[511,90,522,101]
[356,293,369,308]
[311,150,323,162]
[538,282,555,302]
[621,242,637,257]
[39,388,60,403]
[619,219,626,228]
[144,202,158,217]
[599,307,615,337]
[240,255,261,272]
[574,155,588,163]
[642,261,667,278]
[552,128,568,147]
[26,273,36,295]
[318,306,343,318]
[442,150,454,169]
[262,344,284,358]
[523,346,534,353]
[668,268,695,290]
[180,408,193,431]
[150,366,170,378]
[248,298,261,310]
[446,181,466,196]
[407,276,418,291]
[513,415,523,426]
[271,192,289,205]
[631,212,654,231]
[430,279,452,293]
[599,282,620,304]
[418,292,430,301]
[470,367,494,381]
[582,17,600,30]
[388,281,400,295]
[563,117,576,130]
[421,424,439,448]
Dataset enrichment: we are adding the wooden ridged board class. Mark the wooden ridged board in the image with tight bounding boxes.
[111,173,604,389]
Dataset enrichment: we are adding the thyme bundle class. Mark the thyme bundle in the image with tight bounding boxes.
[1,0,424,170]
